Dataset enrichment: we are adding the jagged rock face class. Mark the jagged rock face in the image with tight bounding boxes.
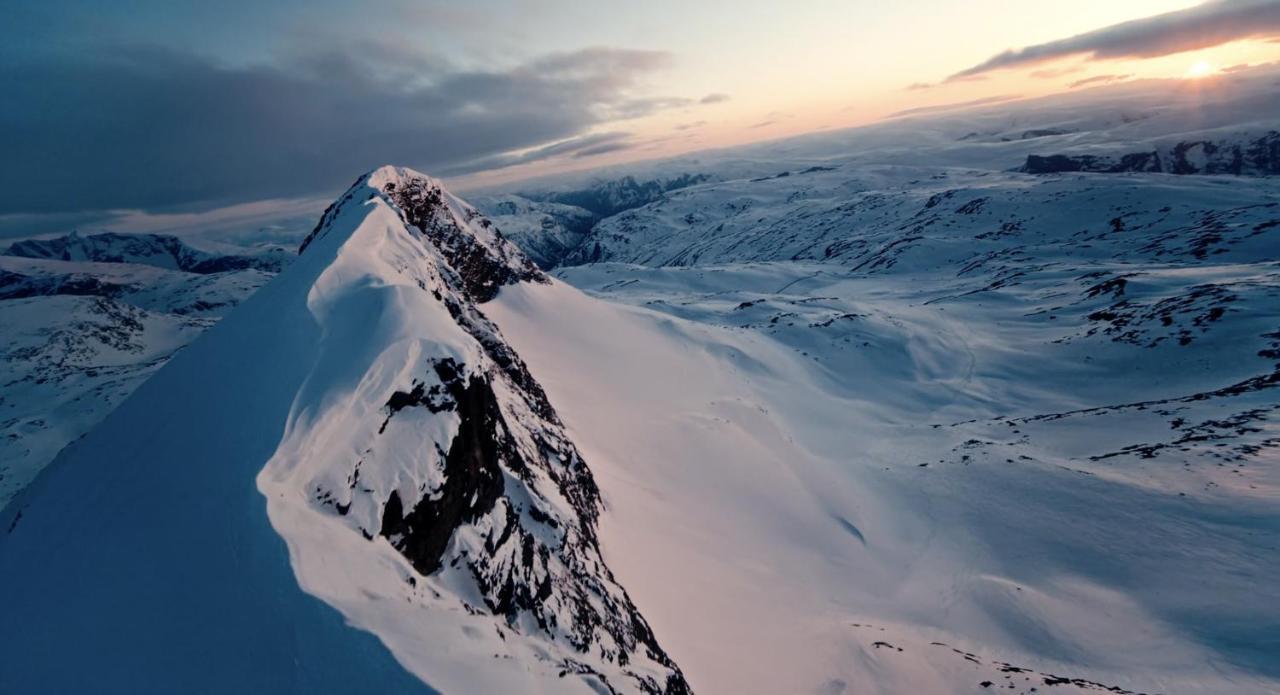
[378,360,507,576]
[290,166,689,693]
[302,169,544,301]
[383,178,544,301]
[1021,131,1280,175]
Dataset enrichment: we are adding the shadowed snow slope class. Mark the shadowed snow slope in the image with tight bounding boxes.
[0,167,687,694]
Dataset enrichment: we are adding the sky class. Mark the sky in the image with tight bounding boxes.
[2,0,1279,227]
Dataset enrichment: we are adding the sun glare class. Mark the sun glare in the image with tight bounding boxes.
[1186,60,1214,78]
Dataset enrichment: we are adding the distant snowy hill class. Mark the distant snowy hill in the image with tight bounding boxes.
[6,229,291,273]
[1020,130,1280,175]
[469,194,596,269]
[521,173,714,218]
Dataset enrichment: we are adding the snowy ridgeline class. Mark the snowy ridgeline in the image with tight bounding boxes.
[0,168,690,694]
[0,68,1278,694]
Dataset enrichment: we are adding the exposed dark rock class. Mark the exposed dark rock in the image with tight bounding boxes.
[380,371,506,576]
[383,178,543,301]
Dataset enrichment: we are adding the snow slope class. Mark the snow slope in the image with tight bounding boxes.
[489,272,1279,694]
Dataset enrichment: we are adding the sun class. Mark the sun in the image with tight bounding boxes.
[1185,60,1214,78]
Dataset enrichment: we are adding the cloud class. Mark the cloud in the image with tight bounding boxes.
[606,96,695,119]
[1068,73,1133,88]
[572,141,635,158]
[948,0,1280,81]
[748,111,792,129]
[0,45,684,214]
[1029,65,1086,79]
[888,94,1022,118]
[905,82,935,91]
[699,92,731,104]
[674,121,707,131]
[438,132,637,175]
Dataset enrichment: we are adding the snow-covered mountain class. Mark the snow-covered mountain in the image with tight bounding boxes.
[1021,130,1280,175]
[0,167,688,694]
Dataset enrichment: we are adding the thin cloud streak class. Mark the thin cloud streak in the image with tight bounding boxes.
[1030,65,1086,79]
[888,94,1022,118]
[949,0,1280,81]
[1068,73,1132,88]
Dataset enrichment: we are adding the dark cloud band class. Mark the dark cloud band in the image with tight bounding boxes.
[0,45,681,214]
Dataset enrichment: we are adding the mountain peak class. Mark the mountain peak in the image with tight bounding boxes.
[300,165,543,301]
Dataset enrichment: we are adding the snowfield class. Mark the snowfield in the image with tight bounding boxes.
[0,68,1278,694]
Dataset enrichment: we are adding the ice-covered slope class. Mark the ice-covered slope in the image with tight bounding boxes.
[0,167,687,693]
